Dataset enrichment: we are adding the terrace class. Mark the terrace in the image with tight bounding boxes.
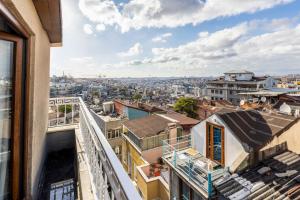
[162,135,229,198]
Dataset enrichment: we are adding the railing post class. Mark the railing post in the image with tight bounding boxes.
[173,148,177,167]
[72,104,74,124]
[207,172,212,197]
[188,157,191,180]
[64,104,67,124]
[56,104,59,126]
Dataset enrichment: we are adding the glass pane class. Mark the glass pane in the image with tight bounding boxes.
[213,127,222,163]
[0,39,14,200]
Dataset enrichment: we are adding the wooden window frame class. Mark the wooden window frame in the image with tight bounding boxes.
[0,30,23,200]
[206,122,225,166]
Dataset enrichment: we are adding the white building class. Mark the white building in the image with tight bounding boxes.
[206,70,277,105]
[191,107,298,172]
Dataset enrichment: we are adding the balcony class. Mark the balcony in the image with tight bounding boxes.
[45,97,142,200]
[162,135,228,198]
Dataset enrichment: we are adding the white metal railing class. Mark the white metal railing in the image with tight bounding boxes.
[162,135,227,198]
[48,97,142,200]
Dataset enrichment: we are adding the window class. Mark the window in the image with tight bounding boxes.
[127,152,131,175]
[111,130,116,138]
[115,146,120,155]
[206,123,225,165]
[115,129,120,138]
[107,130,112,139]
[220,90,223,94]
[211,89,214,93]
[177,128,183,141]
[0,20,25,199]
[133,163,137,181]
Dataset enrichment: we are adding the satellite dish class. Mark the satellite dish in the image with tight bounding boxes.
[261,97,267,103]
[240,100,245,106]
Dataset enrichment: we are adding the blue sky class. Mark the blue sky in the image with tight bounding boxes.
[51,0,300,78]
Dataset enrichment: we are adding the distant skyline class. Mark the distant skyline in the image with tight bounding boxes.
[51,0,300,78]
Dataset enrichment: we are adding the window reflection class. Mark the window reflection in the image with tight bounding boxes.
[0,39,14,200]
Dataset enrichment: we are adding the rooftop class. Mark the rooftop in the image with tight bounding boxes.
[123,114,171,138]
[216,150,300,200]
[114,99,164,113]
[216,109,299,151]
[225,70,254,74]
[162,136,229,198]
[159,112,200,126]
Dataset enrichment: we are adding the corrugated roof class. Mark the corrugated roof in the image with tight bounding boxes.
[215,151,300,200]
[217,110,298,151]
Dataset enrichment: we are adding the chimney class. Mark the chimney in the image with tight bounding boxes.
[168,123,179,146]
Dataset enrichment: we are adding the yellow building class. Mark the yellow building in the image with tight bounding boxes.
[121,115,174,200]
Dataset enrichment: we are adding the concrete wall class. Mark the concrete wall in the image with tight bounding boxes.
[9,0,51,198]
[136,165,169,200]
[122,138,146,180]
[46,128,75,153]
[260,120,300,155]
[191,115,246,168]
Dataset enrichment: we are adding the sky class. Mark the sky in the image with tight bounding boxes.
[50,0,300,78]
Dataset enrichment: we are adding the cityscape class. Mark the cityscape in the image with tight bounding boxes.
[1,0,300,200]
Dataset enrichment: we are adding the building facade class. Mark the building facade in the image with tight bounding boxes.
[206,70,277,105]
[0,0,62,199]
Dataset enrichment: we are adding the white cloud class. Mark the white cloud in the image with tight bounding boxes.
[118,19,300,75]
[78,0,294,33]
[96,24,106,32]
[70,56,93,62]
[117,43,143,57]
[83,24,94,34]
[152,32,173,43]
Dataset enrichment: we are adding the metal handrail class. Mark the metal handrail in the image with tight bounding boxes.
[78,98,142,200]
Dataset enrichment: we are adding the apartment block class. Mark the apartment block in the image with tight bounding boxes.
[206,70,277,105]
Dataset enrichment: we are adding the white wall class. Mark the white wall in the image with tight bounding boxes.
[225,73,253,81]
[191,115,246,168]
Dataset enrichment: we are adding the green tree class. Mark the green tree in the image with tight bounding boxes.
[174,97,198,118]
[58,104,72,113]
[133,93,142,101]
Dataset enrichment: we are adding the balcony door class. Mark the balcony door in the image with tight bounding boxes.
[0,31,23,200]
[206,122,225,166]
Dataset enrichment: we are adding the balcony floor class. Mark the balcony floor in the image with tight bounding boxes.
[39,148,77,200]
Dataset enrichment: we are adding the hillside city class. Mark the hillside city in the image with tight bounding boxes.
[48,71,300,199]
[1,0,300,200]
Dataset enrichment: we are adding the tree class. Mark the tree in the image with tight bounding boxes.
[174,97,198,118]
[58,104,72,113]
[133,93,142,101]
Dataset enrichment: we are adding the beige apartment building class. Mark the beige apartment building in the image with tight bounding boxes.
[0,0,62,199]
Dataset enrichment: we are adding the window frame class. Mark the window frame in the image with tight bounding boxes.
[0,30,24,200]
[206,122,225,166]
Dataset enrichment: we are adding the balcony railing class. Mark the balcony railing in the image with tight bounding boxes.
[162,135,228,198]
[48,97,142,200]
